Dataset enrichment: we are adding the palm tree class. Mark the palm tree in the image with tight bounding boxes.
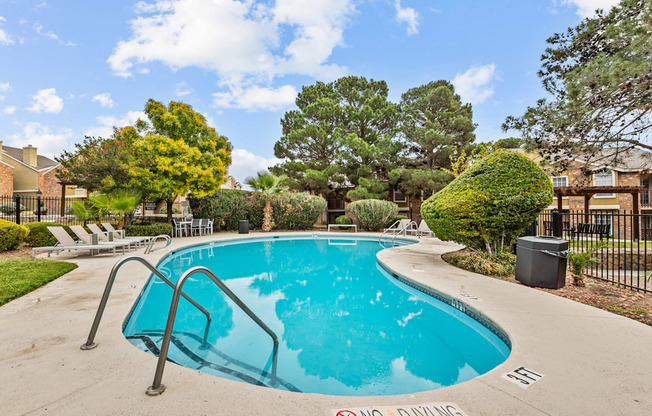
[245,172,287,232]
[90,190,141,230]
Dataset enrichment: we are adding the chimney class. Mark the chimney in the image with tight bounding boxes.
[23,145,38,167]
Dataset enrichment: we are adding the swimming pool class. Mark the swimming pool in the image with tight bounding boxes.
[123,236,510,396]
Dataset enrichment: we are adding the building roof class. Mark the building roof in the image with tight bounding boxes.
[573,148,652,173]
[1,145,59,170]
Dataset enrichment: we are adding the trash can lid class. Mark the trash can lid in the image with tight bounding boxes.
[517,236,569,250]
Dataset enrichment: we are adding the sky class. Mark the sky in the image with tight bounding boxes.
[0,0,623,184]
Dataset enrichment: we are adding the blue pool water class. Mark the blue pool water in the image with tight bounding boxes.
[123,236,510,396]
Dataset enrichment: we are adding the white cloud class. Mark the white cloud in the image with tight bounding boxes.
[229,148,281,186]
[0,16,15,45]
[213,84,297,111]
[84,110,147,138]
[108,0,352,89]
[3,106,16,114]
[556,0,621,17]
[452,64,497,105]
[92,92,115,108]
[0,82,10,92]
[33,23,58,40]
[7,122,74,159]
[28,88,64,113]
[395,0,420,36]
[175,81,192,97]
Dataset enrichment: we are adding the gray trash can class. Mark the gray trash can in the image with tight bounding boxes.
[238,220,249,234]
[516,236,568,289]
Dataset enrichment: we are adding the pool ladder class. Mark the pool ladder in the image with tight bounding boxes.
[379,220,419,244]
[80,255,279,396]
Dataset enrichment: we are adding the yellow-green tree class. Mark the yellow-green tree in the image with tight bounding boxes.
[139,99,233,222]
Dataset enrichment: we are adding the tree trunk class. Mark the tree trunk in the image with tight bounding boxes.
[263,197,272,232]
[166,199,174,223]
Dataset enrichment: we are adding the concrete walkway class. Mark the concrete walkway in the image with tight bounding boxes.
[1,232,651,416]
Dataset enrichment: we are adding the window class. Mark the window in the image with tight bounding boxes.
[393,186,406,202]
[593,170,614,197]
[421,189,433,201]
[551,176,568,188]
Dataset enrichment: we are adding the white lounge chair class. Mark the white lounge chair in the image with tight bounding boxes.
[69,225,131,253]
[32,226,120,258]
[101,222,125,238]
[417,220,435,237]
[88,223,151,247]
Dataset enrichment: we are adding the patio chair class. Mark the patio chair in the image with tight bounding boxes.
[88,223,151,247]
[32,226,121,258]
[190,219,205,236]
[69,225,132,253]
[101,223,125,239]
[171,219,190,237]
[417,220,435,237]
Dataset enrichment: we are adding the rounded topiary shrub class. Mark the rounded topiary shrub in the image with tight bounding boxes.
[348,199,398,231]
[421,149,553,253]
[335,215,353,225]
[0,219,29,251]
[24,222,64,247]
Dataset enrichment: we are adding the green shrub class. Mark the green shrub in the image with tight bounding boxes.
[0,219,29,251]
[33,206,48,215]
[159,205,181,214]
[125,222,173,237]
[421,150,553,253]
[335,215,353,225]
[0,202,28,215]
[446,250,516,278]
[348,199,398,231]
[189,189,264,231]
[385,215,408,228]
[24,222,65,247]
[189,190,325,231]
[271,193,326,230]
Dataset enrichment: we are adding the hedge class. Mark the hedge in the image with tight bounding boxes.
[0,219,29,251]
[189,190,325,231]
[421,149,553,253]
[125,222,173,237]
[270,193,326,230]
[0,202,28,215]
[24,222,69,247]
[347,199,398,231]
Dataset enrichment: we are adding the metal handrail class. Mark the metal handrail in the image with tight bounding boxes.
[392,220,418,243]
[379,220,401,241]
[80,256,212,351]
[146,266,279,396]
[144,234,172,254]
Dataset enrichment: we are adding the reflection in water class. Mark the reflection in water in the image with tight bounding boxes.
[123,237,509,396]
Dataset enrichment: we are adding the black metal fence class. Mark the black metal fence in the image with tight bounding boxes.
[0,194,110,226]
[529,210,652,292]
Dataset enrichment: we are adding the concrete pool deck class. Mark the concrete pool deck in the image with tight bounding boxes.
[1,232,651,415]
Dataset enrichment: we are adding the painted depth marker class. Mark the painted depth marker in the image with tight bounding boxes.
[502,366,544,389]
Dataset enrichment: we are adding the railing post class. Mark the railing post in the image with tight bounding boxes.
[14,195,20,225]
[552,209,561,237]
[37,194,42,222]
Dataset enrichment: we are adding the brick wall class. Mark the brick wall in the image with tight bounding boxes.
[39,167,62,198]
[0,162,13,195]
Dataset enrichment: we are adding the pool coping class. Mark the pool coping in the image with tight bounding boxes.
[1,231,651,415]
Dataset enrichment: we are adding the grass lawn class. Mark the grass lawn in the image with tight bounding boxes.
[0,259,78,306]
